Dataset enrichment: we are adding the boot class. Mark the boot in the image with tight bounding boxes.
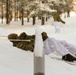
[62,54,76,62]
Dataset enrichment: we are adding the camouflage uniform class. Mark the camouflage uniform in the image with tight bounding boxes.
[53,11,65,23]
[8,32,35,52]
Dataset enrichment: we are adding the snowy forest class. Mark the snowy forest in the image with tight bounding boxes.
[0,0,74,25]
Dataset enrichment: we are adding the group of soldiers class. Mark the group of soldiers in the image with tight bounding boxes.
[7,10,65,52]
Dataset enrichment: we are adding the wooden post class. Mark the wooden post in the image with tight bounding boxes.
[34,52,45,75]
[34,26,45,75]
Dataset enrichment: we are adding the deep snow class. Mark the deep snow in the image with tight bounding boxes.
[0,11,76,75]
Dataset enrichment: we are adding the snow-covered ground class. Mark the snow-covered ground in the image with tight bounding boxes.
[0,11,76,75]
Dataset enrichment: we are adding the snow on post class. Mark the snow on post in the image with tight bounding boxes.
[34,26,45,75]
[34,26,44,57]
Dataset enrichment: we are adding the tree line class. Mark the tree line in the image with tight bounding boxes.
[0,0,74,25]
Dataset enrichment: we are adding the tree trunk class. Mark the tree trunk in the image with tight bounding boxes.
[27,17,29,22]
[33,16,36,25]
[46,17,48,21]
[1,0,3,23]
[6,0,9,24]
[41,17,45,25]
[21,8,24,25]
[14,12,17,21]
[27,10,30,22]
[67,10,70,17]
[1,16,3,23]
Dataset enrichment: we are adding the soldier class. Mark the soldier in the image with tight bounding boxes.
[8,32,34,52]
[41,32,76,62]
[53,11,65,33]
